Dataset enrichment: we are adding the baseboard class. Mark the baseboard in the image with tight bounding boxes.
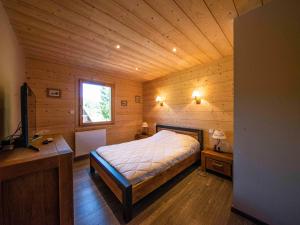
[231,207,269,225]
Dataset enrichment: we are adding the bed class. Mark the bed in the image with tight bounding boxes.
[90,124,204,222]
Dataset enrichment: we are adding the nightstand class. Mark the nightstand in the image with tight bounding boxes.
[135,134,151,140]
[201,149,233,178]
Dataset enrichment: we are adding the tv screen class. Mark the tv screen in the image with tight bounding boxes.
[20,83,36,147]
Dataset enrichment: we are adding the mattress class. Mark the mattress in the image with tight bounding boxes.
[96,130,200,185]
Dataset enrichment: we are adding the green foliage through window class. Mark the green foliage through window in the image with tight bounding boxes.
[81,81,112,124]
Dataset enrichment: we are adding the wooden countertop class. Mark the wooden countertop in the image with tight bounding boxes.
[0,134,73,169]
[201,149,233,163]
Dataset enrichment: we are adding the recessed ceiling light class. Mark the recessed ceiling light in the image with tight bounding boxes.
[172,47,177,53]
[135,67,139,71]
[116,44,120,49]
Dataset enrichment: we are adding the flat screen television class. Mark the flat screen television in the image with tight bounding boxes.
[20,83,36,147]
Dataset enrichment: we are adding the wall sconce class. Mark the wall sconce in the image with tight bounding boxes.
[192,90,203,104]
[156,96,164,106]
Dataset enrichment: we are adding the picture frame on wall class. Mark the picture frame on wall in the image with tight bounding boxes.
[47,88,61,98]
[135,95,141,103]
[121,100,128,107]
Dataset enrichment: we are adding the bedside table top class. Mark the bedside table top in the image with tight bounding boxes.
[135,133,152,139]
[202,149,233,163]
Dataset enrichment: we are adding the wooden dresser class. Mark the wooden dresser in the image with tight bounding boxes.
[0,135,74,225]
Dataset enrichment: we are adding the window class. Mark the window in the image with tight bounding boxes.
[79,80,114,125]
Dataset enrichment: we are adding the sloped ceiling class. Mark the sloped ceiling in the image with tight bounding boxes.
[2,0,271,81]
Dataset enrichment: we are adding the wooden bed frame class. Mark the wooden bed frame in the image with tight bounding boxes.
[90,124,204,222]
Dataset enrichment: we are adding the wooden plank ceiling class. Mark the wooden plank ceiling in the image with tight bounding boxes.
[2,0,270,81]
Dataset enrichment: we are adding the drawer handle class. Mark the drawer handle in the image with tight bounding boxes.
[212,162,224,168]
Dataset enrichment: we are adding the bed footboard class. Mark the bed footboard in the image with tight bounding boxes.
[89,124,204,222]
[90,151,132,222]
[90,151,200,222]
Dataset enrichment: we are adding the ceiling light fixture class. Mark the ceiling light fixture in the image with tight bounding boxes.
[172,47,177,53]
[116,44,120,49]
[135,67,139,71]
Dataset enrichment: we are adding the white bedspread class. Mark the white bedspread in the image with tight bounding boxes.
[96,130,200,185]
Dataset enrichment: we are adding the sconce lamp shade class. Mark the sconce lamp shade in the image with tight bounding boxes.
[142,122,149,128]
[156,96,162,102]
[192,90,203,104]
[156,96,164,106]
[192,90,202,98]
[212,130,226,140]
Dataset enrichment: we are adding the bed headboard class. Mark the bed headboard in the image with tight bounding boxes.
[156,124,204,150]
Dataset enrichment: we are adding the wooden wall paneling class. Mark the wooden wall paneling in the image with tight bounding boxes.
[17,34,140,73]
[49,0,188,66]
[24,47,129,76]
[7,21,169,79]
[25,52,143,81]
[3,2,174,79]
[174,0,232,55]
[26,58,143,150]
[2,0,266,81]
[13,27,160,76]
[84,0,213,62]
[144,0,222,60]
[81,0,201,65]
[4,0,183,70]
[19,36,142,74]
[203,0,238,45]
[114,0,212,64]
[24,46,115,75]
[9,20,169,79]
[143,56,233,150]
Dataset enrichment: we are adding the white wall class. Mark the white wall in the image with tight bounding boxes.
[234,0,300,224]
[0,2,25,139]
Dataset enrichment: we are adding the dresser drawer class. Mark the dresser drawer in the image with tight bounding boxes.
[206,158,232,177]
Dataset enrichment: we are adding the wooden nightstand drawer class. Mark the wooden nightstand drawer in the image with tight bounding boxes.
[206,158,232,177]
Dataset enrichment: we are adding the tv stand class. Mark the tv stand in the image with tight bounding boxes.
[0,135,74,225]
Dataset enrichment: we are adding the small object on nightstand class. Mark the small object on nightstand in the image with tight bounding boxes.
[201,149,233,178]
[47,137,54,142]
[141,122,149,135]
[42,137,54,145]
[135,133,151,140]
[212,129,226,152]
[42,140,49,145]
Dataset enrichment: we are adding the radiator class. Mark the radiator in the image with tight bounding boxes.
[75,129,106,157]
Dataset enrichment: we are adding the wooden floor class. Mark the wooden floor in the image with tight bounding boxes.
[74,158,256,225]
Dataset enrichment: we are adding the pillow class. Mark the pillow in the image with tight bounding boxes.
[151,130,176,140]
